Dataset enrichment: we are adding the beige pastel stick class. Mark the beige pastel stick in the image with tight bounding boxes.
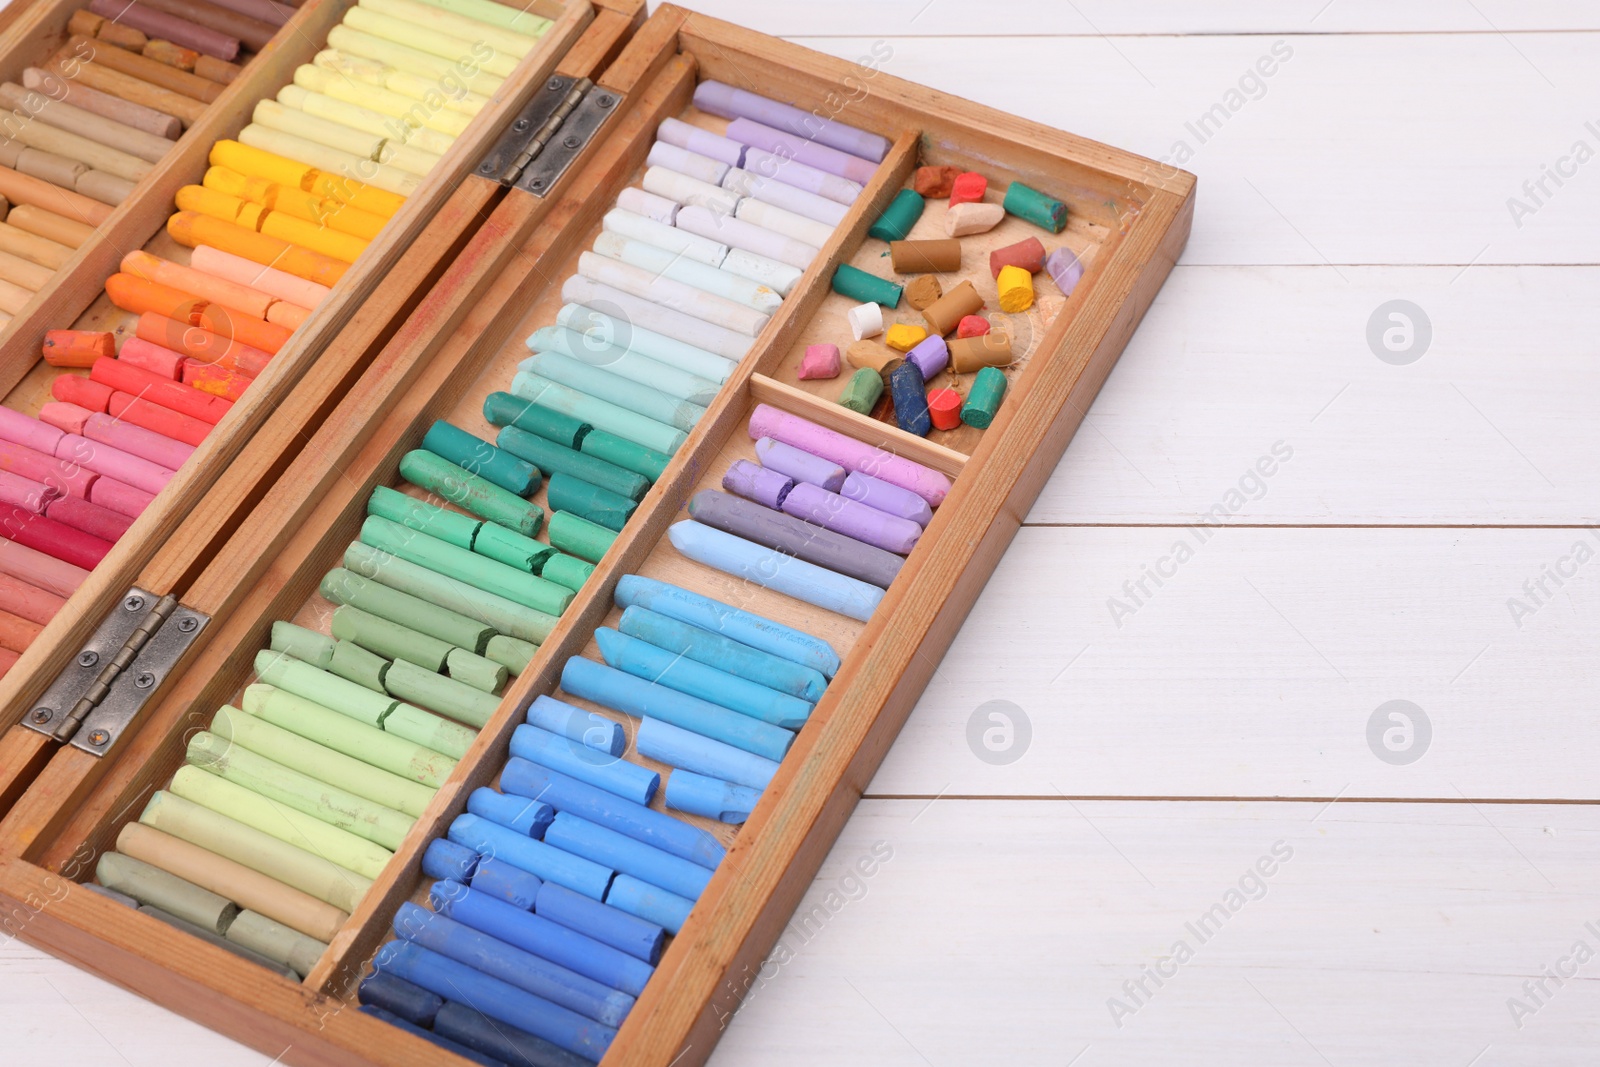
[0,277,35,314]
[0,84,173,164]
[75,169,137,206]
[1,110,154,182]
[0,248,54,289]
[0,220,73,268]
[191,244,331,307]
[8,203,94,247]
[56,58,208,126]
[11,146,88,188]
[22,67,182,139]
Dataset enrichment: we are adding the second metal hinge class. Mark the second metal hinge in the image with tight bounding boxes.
[474,75,622,195]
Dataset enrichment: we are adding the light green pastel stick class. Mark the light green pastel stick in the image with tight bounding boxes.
[329,640,389,692]
[141,790,372,913]
[410,0,552,36]
[332,604,451,672]
[526,326,722,403]
[361,516,574,617]
[384,658,499,728]
[518,350,707,432]
[484,634,535,675]
[96,851,237,934]
[385,703,476,759]
[226,909,327,978]
[322,566,495,652]
[243,684,456,788]
[549,510,617,564]
[539,552,593,593]
[473,521,554,573]
[368,485,481,549]
[344,542,559,645]
[399,450,543,538]
[360,0,541,57]
[510,371,687,454]
[254,650,396,727]
[445,648,507,694]
[213,705,435,818]
[271,622,334,668]
[170,764,395,881]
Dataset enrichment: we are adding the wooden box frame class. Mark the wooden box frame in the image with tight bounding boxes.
[0,7,1195,1065]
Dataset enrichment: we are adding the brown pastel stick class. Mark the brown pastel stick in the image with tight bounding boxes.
[948,332,1014,373]
[0,221,71,268]
[193,55,241,84]
[890,239,961,274]
[22,67,182,139]
[9,204,95,247]
[75,169,137,206]
[85,0,241,61]
[14,147,89,189]
[43,330,115,366]
[0,83,174,165]
[68,9,148,50]
[143,39,199,71]
[0,571,65,625]
[988,237,1047,278]
[205,0,292,27]
[122,0,278,50]
[0,194,7,220]
[846,340,901,374]
[53,56,209,125]
[904,274,942,311]
[0,164,111,226]
[67,36,223,104]
[0,249,53,290]
[921,279,985,335]
[2,106,155,182]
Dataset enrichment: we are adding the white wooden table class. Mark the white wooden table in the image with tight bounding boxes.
[7,1,1600,1063]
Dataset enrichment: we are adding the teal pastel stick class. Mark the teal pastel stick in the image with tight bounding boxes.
[368,485,481,550]
[668,520,884,622]
[360,516,574,618]
[518,350,707,433]
[618,605,827,702]
[496,425,649,502]
[594,628,812,730]
[473,521,556,574]
[397,450,543,538]
[613,574,840,678]
[560,657,793,763]
[556,303,735,384]
[254,650,396,727]
[546,472,637,533]
[421,420,539,496]
[579,430,671,482]
[867,187,924,242]
[510,372,687,455]
[540,552,594,593]
[482,392,589,450]
[526,327,721,405]
[343,542,560,645]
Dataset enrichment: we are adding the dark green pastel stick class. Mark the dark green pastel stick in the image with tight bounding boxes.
[832,263,902,308]
[496,425,649,502]
[540,552,594,593]
[545,473,637,533]
[548,510,616,564]
[482,391,589,450]
[320,567,494,652]
[474,521,556,573]
[868,188,925,242]
[961,365,1009,429]
[579,429,670,483]
[421,420,538,495]
[343,542,560,646]
[397,450,543,538]
[367,485,480,550]
[1002,181,1068,233]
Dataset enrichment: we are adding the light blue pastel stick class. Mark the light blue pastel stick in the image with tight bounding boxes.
[467,787,554,837]
[605,874,693,935]
[527,694,626,757]
[592,231,783,315]
[510,722,658,805]
[561,657,793,762]
[667,520,885,622]
[517,349,707,432]
[510,371,687,455]
[637,717,779,791]
[544,813,711,902]
[448,813,614,900]
[557,303,736,384]
[614,575,840,678]
[594,627,812,731]
[665,769,760,824]
[526,326,722,404]
[618,606,827,702]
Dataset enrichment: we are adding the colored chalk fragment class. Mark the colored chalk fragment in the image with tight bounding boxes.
[912,165,960,198]
[510,721,658,805]
[904,273,942,309]
[837,367,883,415]
[545,471,637,533]
[833,263,901,309]
[884,323,926,352]
[921,279,985,335]
[945,201,1005,236]
[799,342,840,380]
[1047,245,1085,295]
[948,172,986,206]
[890,238,960,274]
[868,188,924,242]
[594,626,812,731]
[665,769,760,825]
[467,787,553,837]
[996,264,1034,312]
[668,520,885,622]
[845,340,900,374]
[422,839,480,884]
[957,314,990,338]
[747,403,952,506]
[1004,180,1068,232]
[226,910,327,979]
[928,388,963,431]
[614,574,841,677]
[754,436,845,492]
[605,873,693,935]
[990,236,1047,277]
[526,694,626,758]
[905,334,949,379]
[618,605,827,702]
[962,366,1009,429]
[722,458,792,509]
[949,332,1015,373]
[888,361,933,436]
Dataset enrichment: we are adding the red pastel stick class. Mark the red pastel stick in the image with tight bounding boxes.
[117,337,186,379]
[106,391,212,447]
[91,358,233,424]
[45,494,136,542]
[0,503,114,569]
[53,374,115,413]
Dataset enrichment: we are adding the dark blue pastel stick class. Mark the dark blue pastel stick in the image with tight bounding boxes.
[449,813,614,900]
[618,605,828,702]
[637,716,779,790]
[501,757,725,871]
[665,769,760,824]
[469,787,556,837]
[544,812,711,901]
[527,694,626,756]
[357,971,442,1027]
[394,902,634,1027]
[605,873,693,935]
[358,1004,508,1066]
[373,940,616,1061]
[535,880,663,965]
[422,838,481,884]
[887,360,932,436]
[430,880,654,997]
[433,1001,594,1067]
[510,722,658,805]
[472,857,543,910]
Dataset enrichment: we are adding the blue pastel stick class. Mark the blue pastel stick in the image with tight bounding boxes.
[394,902,635,1028]
[358,1005,506,1066]
[510,722,658,804]
[561,656,794,762]
[614,574,841,677]
[665,770,761,824]
[374,940,616,1061]
[528,694,626,756]
[595,627,812,730]
[472,857,543,910]
[431,880,654,997]
[357,971,442,1026]
[545,812,712,901]
[619,606,827,702]
[605,874,694,935]
[422,839,480,883]
[469,788,556,837]
[535,881,664,965]
[667,520,885,622]
[637,716,780,790]
[501,757,725,871]
[434,1000,595,1067]
[449,814,614,900]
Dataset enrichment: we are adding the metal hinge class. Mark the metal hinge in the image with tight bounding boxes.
[23,588,208,755]
[474,75,623,196]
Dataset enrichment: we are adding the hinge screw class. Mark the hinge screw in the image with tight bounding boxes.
[30,708,50,724]
[134,672,156,689]
[563,134,581,150]
[124,594,145,612]
[546,77,564,91]
[596,93,615,108]
[177,616,198,633]
[87,730,109,747]
[529,177,546,190]
[514,118,529,131]
[78,650,99,668]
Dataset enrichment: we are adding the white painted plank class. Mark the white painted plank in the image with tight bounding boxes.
[870,527,1600,800]
[711,800,1600,1067]
[1029,265,1600,525]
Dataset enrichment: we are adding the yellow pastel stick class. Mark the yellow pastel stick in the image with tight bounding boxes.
[179,184,370,264]
[204,165,388,241]
[211,139,406,218]
[249,103,442,179]
[312,49,490,117]
[237,124,421,197]
[342,7,519,78]
[326,26,504,95]
[293,64,471,137]
[358,0,539,58]
[409,0,551,36]
[278,84,456,157]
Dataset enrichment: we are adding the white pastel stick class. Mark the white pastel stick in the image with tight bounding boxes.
[646,141,729,185]
[847,302,883,340]
[641,166,741,216]
[593,231,783,315]
[576,251,771,337]
[525,325,721,405]
[562,275,751,361]
[741,146,862,205]
[722,168,850,227]
[734,199,834,251]
[602,208,727,266]
[656,117,744,167]
[616,187,678,224]
[720,248,804,297]
[558,304,737,383]
[675,205,818,270]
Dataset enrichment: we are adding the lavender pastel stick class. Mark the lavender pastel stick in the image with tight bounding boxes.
[693,81,890,163]
[675,205,819,271]
[747,403,952,506]
[1048,245,1085,296]
[722,168,850,227]
[742,147,863,205]
[722,459,793,510]
[905,335,949,380]
[840,470,934,527]
[781,482,923,555]
[688,489,903,589]
[656,117,744,167]
[646,140,729,185]
[725,118,878,185]
[753,437,845,492]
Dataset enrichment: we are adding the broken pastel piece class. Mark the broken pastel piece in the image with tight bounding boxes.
[1047,246,1085,295]
[838,367,884,414]
[798,343,841,380]
[945,202,1005,237]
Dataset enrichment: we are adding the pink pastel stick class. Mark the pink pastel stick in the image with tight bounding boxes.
[191,245,332,309]
[84,411,194,471]
[0,538,89,598]
[46,495,135,542]
[0,439,97,498]
[0,406,64,455]
[89,476,155,518]
[55,434,173,496]
[0,469,58,513]
[118,337,185,379]
[37,402,91,436]
[746,403,952,507]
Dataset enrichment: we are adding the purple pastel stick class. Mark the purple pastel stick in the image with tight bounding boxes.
[724,118,878,186]
[753,437,845,493]
[1047,246,1085,296]
[746,403,952,507]
[741,148,863,206]
[780,482,923,555]
[722,460,793,509]
[0,407,64,456]
[657,117,745,168]
[693,81,890,163]
[905,335,949,380]
[840,470,934,527]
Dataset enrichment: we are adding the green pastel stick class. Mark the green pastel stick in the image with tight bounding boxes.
[332,604,450,672]
[421,420,539,496]
[473,521,555,573]
[343,543,559,645]
[445,647,508,694]
[485,634,535,674]
[321,567,495,652]
[546,472,636,533]
[329,639,388,692]
[519,350,707,432]
[509,371,687,454]
[185,733,413,854]
[482,391,588,450]
[384,657,500,729]
[242,684,456,789]
[579,429,670,482]
[398,450,543,538]
[548,510,617,564]
[95,851,237,934]
[411,0,551,35]
[961,365,1008,429]
[838,367,883,414]
[1002,181,1068,233]
[384,702,476,759]
[360,516,574,617]
[212,705,435,818]
[832,263,902,308]
[226,910,327,978]
[270,622,333,668]
[368,485,481,549]
[496,425,649,501]
[254,650,395,727]
[868,188,925,242]
[539,552,593,592]
[136,905,296,979]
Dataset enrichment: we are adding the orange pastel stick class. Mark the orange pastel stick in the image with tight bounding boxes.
[167,210,348,288]
[134,312,271,377]
[42,329,116,367]
[197,302,291,354]
[121,249,274,319]
[105,391,210,446]
[0,646,17,679]
[181,358,252,401]
[264,300,309,330]
[105,272,205,322]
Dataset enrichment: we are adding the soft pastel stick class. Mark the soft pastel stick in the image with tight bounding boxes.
[0,469,55,512]
[655,116,743,168]
[575,250,769,340]
[0,503,113,568]
[646,140,729,185]
[88,475,155,518]
[781,481,922,555]
[76,407,195,470]
[535,880,664,965]
[555,303,735,384]
[526,694,625,757]
[421,420,538,496]
[740,146,863,205]
[618,605,826,703]
[358,972,443,1027]
[90,359,232,424]
[254,649,397,727]
[693,80,889,163]
[226,910,328,979]
[422,839,480,885]
[1048,245,1085,295]
[725,117,877,185]
[754,436,845,491]
[96,850,237,933]
[604,873,692,935]
[357,1005,498,1065]
[665,769,760,825]
[243,684,456,789]
[545,813,710,901]
[190,243,334,308]
[510,372,686,456]
[526,325,722,405]
[613,574,840,677]
[0,538,89,597]
[0,406,64,454]
[722,459,791,510]
[0,571,67,624]
[601,207,727,267]
[594,627,812,731]
[636,716,779,792]
[467,787,553,837]
[839,469,933,526]
[55,434,173,496]
[748,403,952,506]
[516,349,706,433]
[430,1002,592,1067]
[45,494,135,542]
[342,542,559,645]
[668,520,885,622]
[674,205,818,272]
[722,166,851,226]
[103,389,212,447]
[509,722,657,806]
[87,0,241,60]
[448,814,613,901]
[591,231,781,316]
[117,336,185,379]
[688,489,903,590]
[496,424,647,502]
[561,275,750,362]
[361,516,573,618]
[470,856,541,909]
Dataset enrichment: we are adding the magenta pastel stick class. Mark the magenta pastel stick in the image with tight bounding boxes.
[84,412,195,471]
[37,402,91,436]
[0,439,97,498]
[721,459,792,510]
[780,481,922,555]
[753,437,845,492]
[694,81,890,163]
[0,406,64,455]
[741,148,863,206]
[45,494,135,542]
[746,404,952,507]
[656,117,744,168]
[724,118,878,186]
[0,470,57,513]
[54,435,173,496]
[88,475,156,518]
[840,470,934,527]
